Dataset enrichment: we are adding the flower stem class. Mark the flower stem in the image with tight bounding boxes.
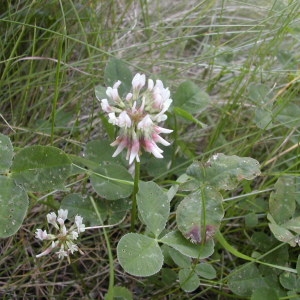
[130,160,140,232]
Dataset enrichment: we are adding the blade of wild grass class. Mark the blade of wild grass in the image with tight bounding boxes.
[216,231,297,274]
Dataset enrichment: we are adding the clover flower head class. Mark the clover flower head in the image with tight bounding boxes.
[35,209,85,262]
[100,73,173,164]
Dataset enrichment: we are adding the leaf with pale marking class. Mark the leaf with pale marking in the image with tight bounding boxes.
[11,145,71,192]
[117,233,163,277]
[187,153,261,191]
[176,188,224,243]
[0,176,28,238]
[137,181,170,237]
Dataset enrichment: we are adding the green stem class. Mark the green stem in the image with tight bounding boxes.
[130,160,140,232]
[90,197,115,298]
[215,231,297,273]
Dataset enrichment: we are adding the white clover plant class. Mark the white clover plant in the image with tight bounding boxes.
[35,209,85,262]
[0,58,263,298]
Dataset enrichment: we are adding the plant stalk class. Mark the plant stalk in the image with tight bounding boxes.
[130,160,140,232]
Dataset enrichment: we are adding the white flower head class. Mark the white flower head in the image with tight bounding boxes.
[35,209,85,262]
[100,73,173,164]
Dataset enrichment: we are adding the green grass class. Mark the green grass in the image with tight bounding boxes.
[1,0,300,299]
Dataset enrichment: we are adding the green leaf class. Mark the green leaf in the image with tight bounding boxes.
[250,287,279,300]
[195,262,217,279]
[104,58,133,97]
[104,286,133,300]
[104,198,131,225]
[143,148,173,178]
[187,154,261,191]
[245,213,258,228]
[282,216,300,234]
[160,244,174,266]
[85,140,120,164]
[276,102,300,128]
[176,188,224,243]
[251,232,276,252]
[248,83,274,129]
[34,110,74,135]
[268,214,297,247]
[95,84,107,103]
[173,107,207,128]
[161,268,178,286]
[11,145,71,192]
[254,107,273,130]
[167,247,191,268]
[137,181,170,237]
[279,272,300,292]
[61,193,130,226]
[167,174,190,202]
[90,162,133,200]
[160,230,215,259]
[237,196,268,214]
[60,194,105,226]
[117,233,163,277]
[260,243,289,271]
[228,264,267,297]
[269,176,298,224]
[100,113,115,141]
[267,177,300,245]
[178,268,200,292]
[61,190,129,226]
[173,80,210,114]
[0,176,28,238]
[0,133,13,173]
[178,178,200,193]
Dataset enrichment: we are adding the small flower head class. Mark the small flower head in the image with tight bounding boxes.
[35,209,85,262]
[99,73,173,164]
